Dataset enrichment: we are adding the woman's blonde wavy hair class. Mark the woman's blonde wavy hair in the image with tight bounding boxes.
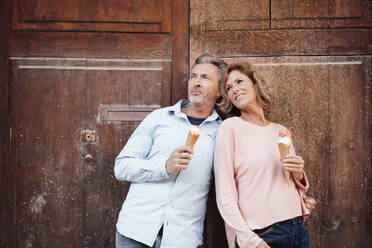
[217,62,274,118]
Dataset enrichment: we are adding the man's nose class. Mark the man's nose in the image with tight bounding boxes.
[193,77,201,87]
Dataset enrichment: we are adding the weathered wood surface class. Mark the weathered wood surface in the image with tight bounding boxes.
[3,0,372,247]
[191,1,372,247]
[0,0,10,247]
[5,0,188,247]
[7,58,173,247]
[239,56,371,248]
[191,0,372,61]
[11,0,172,32]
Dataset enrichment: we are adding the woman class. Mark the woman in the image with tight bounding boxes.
[214,63,310,248]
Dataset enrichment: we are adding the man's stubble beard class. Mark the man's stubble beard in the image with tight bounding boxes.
[189,95,216,107]
[189,96,203,106]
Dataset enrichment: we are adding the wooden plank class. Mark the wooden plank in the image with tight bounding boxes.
[12,0,171,33]
[0,0,10,246]
[9,32,172,59]
[326,59,365,247]
[9,63,87,247]
[99,106,158,122]
[171,0,189,104]
[205,0,270,31]
[82,61,170,246]
[192,28,371,60]
[362,57,372,247]
[271,0,371,29]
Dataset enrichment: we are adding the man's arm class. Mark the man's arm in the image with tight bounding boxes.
[114,113,169,183]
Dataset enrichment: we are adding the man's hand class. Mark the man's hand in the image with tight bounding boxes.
[303,195,317,214]
[166,146,193,175]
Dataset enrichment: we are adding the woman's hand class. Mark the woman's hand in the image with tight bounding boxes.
[303,195,317,213]
[282,155,305,181]
[256,240,270,248]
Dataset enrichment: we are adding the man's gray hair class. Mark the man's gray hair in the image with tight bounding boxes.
[192,54,227,85]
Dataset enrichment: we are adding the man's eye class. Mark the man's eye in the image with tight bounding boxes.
[226,87,231,91]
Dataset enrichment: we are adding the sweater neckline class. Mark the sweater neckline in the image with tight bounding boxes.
[235,116,272,128]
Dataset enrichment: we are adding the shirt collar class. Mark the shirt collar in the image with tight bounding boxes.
[168,99,222,123]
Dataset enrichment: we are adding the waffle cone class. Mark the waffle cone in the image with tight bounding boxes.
[185,127,200,149]
[278,143,291,183]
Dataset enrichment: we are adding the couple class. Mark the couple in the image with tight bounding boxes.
[114,54,316,248]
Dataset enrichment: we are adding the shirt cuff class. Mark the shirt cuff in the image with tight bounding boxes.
[294,171,309,193]
[157,157,170,179]
[238,234,262,248]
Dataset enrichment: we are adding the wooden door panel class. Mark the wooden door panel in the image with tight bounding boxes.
[191,0,371,60]
[10,60,86,247]
[82,59,171,246]
[82,121,140,247]
[202,0,370,32]
[6,0,188,247]
[9,57,174,247]
[205,0,270,30]
[222,56,371,247]
[272,0,363,19]
[12,0,172,32]
[0,0,10,245]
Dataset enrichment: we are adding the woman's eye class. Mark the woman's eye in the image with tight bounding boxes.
[237,80,242,84]
[226,87,231,91]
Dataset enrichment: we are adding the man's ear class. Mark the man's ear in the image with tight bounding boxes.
[216,95,223,104]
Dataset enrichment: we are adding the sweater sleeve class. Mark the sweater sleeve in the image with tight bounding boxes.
[214,122,263,248]
[290,139,310,218]
[289,141,309,192]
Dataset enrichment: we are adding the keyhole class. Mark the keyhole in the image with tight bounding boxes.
[82,130,96,143]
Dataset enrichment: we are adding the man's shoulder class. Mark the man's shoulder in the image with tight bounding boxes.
[141,105,178,127]
[146,106,173,118]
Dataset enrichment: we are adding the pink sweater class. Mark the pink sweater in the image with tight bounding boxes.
[214,117,309,248]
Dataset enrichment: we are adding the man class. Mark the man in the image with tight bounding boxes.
[114,54,316,248]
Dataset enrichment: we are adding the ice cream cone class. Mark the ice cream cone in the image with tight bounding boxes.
[185,125,200,149]
[278,129,291,183]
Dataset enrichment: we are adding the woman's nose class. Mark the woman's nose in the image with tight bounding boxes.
[232,86,239,94]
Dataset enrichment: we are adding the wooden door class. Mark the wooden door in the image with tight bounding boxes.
[5,1,188,247]
[191,0,372,247]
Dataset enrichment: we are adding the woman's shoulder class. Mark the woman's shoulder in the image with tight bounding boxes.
[220,116,241,127]
[269,122,290,131]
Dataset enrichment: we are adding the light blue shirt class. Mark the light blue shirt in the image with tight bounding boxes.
[114,100,221,248]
